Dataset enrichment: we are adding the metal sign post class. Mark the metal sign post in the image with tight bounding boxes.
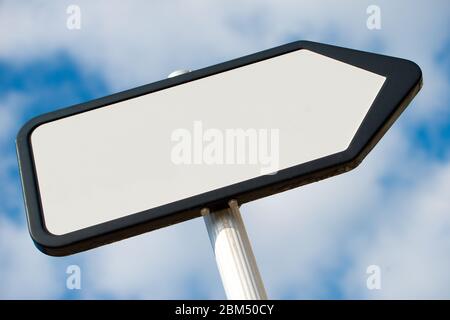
[169,70,267,299]
[202,201,267,300]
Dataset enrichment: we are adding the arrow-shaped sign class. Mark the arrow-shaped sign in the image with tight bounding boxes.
[16,41,422,256]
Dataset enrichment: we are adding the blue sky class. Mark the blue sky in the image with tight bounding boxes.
[1,1,450,299]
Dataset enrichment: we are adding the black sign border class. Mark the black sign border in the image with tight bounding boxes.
[16,40,422,256]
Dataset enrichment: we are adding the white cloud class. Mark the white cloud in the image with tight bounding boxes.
[0,93,26,144]
[0,216,63,299]
[79,219,224,299]
[342,161,450,299]
[1,0,449,118]
[0,0,449,299]
[0,94,32,218]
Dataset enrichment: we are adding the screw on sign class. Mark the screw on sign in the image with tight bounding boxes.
[16,40,422,299]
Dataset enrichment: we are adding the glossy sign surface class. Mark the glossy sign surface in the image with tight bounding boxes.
[31,50,385,235]
[16,41,422,255]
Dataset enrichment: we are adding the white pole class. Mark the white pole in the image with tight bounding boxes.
[201,200,267,300]
[167,70,267,299]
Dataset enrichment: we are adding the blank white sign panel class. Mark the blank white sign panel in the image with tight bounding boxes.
[31,49,385,235]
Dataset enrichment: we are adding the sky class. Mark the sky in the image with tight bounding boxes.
[0,0,450,299]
